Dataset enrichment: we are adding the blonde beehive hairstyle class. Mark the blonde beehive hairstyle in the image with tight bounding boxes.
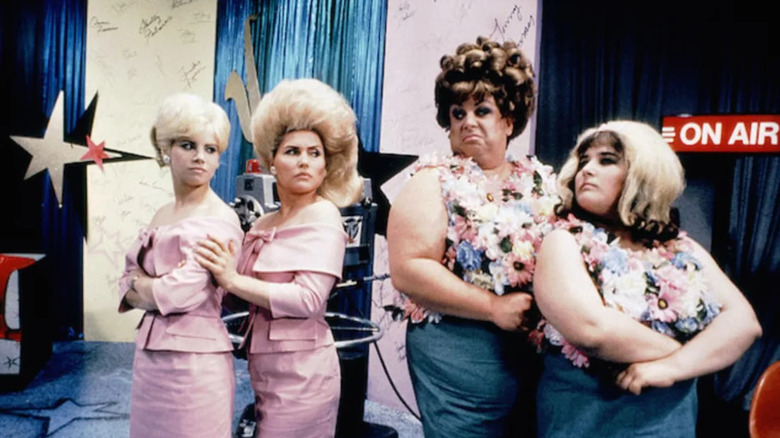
[251,78,362,207]
[435,36,537,141]
[557,120,685,241]
[149,93,231,166]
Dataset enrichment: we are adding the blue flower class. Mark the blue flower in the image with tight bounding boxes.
[512,202,533,215]
[671,252,701,270]
[698,299,721,324]
[601,248,629,275]
[651,320,675,337]
[674,317,700,334]
[456,240,483,271]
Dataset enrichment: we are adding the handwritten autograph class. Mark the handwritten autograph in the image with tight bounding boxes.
[89,16,118,33]
[172,0,195,8]
[490,5,535,48]
[180,61,206,88]
[139,15,172,39]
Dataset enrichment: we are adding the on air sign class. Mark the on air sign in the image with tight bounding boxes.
[662,115,780,153]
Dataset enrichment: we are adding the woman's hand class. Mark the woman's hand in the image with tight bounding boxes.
[194,235,239,291]
[123,269,158,311]
[123,290,157,311]
[615,360,677,395]
[490,292,534,331]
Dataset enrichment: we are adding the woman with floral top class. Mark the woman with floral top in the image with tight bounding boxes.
[387,36,559,437]
[531,120,761,437]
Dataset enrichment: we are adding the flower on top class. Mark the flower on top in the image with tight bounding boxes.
[456,240,483,271]
[393,153,560,324]
[530,214,722,368]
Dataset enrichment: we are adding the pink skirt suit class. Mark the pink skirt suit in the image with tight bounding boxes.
[237,223,346,438]
[119,216,244,438]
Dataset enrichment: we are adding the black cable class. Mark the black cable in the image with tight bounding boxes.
[371,340,422,422]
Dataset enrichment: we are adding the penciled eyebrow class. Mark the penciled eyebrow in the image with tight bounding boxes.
[578,150,622,161]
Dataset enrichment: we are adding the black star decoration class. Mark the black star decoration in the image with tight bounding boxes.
[5,398,127,436]
[357,144,418,237]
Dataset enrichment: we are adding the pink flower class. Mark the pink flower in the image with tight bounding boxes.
[646,294,677,323]
[647,265,688,322]
[404,302,429,324]
[504,252,534,287]
[451,214,477,243]
[442,245,457,270]
[528,328,545,350]
[562,341,590,368]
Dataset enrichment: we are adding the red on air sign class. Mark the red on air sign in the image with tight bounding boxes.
[661,115,780,153]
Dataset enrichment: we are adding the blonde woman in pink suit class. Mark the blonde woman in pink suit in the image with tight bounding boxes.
[194,78,363,438]
[118,93,244,438]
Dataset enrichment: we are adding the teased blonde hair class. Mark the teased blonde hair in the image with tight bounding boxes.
[251,78,362,207]
[557,120,685,240]
[150,93,230,166]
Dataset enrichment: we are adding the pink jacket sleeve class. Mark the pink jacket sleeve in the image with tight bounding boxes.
[118,229,149,313]
[150,239,212,316]
[246,223,346,319]
[268,271,338,318]
[150,223,242,316]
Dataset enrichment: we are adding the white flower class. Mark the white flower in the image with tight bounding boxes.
[604,270,647,318]
[489,261,508,295]
[474,202,499,222]
[532,196,558,217]
[543,323,565,346]
[512,239,535,260]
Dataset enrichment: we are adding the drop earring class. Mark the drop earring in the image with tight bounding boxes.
[162,155,171,165]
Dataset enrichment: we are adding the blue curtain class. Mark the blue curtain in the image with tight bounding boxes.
[211,0,387,202]
[535,1,779,436]
[0,0,87,339]
[212,0,256,202]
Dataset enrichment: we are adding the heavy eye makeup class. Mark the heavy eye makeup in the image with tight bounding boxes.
[176,139,195,150]
[450,107,466,120]
[175,139,218,154]
[281,146,323,157]
[577,151,622,170]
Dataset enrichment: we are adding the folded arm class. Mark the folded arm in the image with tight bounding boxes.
[616,239,762,394]
[534,230,682,363]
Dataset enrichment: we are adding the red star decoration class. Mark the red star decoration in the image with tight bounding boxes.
[81,135,110,171]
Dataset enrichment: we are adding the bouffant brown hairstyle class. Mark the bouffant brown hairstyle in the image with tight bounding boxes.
[251,78,362,207]
[557,120,685,241]
[435,36,537,141]
[150,93,231,166]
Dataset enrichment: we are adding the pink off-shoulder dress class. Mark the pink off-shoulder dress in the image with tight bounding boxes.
[119,216,244,438]
[238,223,346,438]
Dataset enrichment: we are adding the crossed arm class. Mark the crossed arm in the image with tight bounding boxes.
[534,230,761,394]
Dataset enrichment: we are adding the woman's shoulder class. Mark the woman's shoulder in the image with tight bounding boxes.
[156,214,243,242]
[258,200,345,235]
[413,153,474,177]
[541,228,580,250]
[297,199,343,227]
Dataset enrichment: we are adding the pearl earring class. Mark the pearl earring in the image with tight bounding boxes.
[270,166,277,175]
[162,155,171,165]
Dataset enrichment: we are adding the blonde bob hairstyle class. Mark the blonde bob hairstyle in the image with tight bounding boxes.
[435,36,536,141]
[557,120,685,241]
[251,78,362,207]
[150,93,231,166]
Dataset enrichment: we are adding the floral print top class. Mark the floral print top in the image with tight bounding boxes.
[529,215,722,368]
[396,153,559,324]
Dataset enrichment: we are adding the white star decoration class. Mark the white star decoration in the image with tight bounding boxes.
[9,91,116,206]
[8,398,127,436]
